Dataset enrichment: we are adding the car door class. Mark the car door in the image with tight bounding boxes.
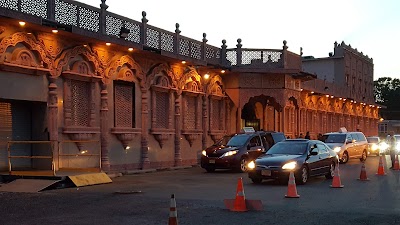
[306,142,320,176]
[316,143,331,175]
[247,135,264,160]
[346,134,357,158]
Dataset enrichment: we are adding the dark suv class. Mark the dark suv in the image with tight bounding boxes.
[200,131,286,172]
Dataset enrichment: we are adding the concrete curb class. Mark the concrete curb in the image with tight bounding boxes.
[109,165,199,177]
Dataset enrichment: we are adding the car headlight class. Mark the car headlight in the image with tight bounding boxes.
[333,147,341,153]
[221,150,238,157]
[202,150,207,156]
[282,161,297,170]
[379,142,389,151]
[371,144,378,151]
[247,161,255,170]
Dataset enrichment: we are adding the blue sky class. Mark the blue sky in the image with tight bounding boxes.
[82,0,400,80]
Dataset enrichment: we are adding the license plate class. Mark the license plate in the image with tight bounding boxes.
[209,159,215,164]
[261,170,271,176]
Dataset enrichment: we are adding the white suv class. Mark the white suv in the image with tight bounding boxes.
[321,128,368,163]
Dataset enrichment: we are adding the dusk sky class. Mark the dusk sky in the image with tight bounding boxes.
[82,0,400,80]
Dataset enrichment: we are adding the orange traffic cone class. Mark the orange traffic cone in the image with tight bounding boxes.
[357,162,370,181]
[232,177,247,212]
[376,155,386,175]
[168,194,178,225]
[330,164,344,188]
[393,155,400,170]
[224,177,263,211]
[285,171,300,198]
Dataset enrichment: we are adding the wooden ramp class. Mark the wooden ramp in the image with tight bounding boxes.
[67,172,112,187]
[0,179,59,193]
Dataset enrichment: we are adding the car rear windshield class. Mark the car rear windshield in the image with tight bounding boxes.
[266,142,307,155]
[226,135,249,147]
[366,137,379,143]
[321,134,346,144]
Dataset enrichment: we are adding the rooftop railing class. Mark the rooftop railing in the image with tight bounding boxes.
[0,0,299,69]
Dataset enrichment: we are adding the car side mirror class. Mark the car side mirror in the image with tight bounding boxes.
[310,151,318,155]
[346,140,352,144]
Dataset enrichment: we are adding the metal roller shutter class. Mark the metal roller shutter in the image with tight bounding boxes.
[0,101,12,170]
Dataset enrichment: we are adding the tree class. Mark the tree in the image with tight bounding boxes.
[374,77,400,119]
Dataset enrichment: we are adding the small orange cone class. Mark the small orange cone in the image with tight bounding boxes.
[232,177,247,212]
[224,177,263,211]
[357,162,370,181]
[285,171,300,198]
[330,164,344,188]
[393,155,400,170]
[168,194,178,225]
[376,155,386,175]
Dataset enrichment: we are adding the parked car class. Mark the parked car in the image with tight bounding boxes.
[320,128,368,163]
[247,139,338,184]
[201,129,286,172]
[366,136,381,156]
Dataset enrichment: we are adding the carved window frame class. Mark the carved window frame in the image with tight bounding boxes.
[149,74,176,148]
[62,61,101,137]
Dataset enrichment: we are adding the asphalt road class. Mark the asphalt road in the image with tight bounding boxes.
[1,155,400,225]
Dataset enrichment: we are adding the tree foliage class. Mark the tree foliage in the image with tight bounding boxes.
[374,77,400,110]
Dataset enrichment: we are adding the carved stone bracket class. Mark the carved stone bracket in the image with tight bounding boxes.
[63,126,100,150]
[111,127,141,149]
[181,130,202,147]
[150,128,175,148]
[208,130,226,143]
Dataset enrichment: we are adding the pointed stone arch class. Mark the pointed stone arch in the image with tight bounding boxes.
[106,55,144,87]
[54,45,103,78]
[207,75,224,96]
[0,32,53,70]
[146,63,177,90]
[178,67,203,93]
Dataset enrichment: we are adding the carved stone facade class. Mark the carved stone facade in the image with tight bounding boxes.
[0,3,379,174]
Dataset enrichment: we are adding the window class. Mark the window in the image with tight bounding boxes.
[69,79,90,126]
[379,123,387,134]
[249,135,261,147]
[114,81,135,128]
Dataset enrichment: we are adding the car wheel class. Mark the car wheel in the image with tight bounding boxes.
[360,150,367,162]
[325,162,335,179]
[341,151,349,164]
[205,168,215,173]
[239,157,248,172]
[296,166,308,185]
[251,178,262,184]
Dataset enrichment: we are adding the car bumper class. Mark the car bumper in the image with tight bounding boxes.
[200,156,240,170]
[248,168,291,181]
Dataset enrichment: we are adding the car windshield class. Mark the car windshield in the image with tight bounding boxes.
[226,135,249,147]
[214,135,233,146]
[321,134,346,143]
[366,137,379,143]
[266,142,307,155]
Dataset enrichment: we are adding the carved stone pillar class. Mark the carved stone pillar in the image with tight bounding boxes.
[174,94,182,166]
[100,83,110,172]
[202,95,208,150]
[48,76,59,171]
[141,88,150,169]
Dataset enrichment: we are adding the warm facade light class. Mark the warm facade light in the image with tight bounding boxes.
[19,21,26,26]
[330,96,334,98]
[379,118,384,122]
[221,70,225,74]
[311,91,314,94]
[339,98,342,100]
[181,60,186,64]
[106,42,111,46]
[203,73,210,79]
[326,94,330,97]
[300,88,303,91]
[128,48,133,51]
[52,29,58,33]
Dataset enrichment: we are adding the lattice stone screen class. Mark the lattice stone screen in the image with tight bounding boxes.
[211,99,221,130]
[70,79,90,126]
[185,96,196,130]
[155,91,169,129]
[114,84,134,128]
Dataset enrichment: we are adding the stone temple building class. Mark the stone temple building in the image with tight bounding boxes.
[0,0,379,175]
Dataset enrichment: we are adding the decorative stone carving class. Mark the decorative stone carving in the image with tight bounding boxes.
[111,127,141,149]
